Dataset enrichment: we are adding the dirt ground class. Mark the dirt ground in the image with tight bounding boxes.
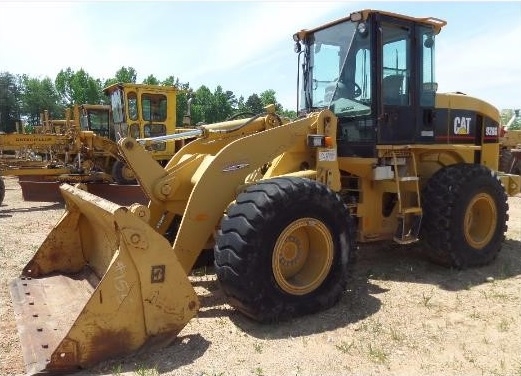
[1,175,520,376]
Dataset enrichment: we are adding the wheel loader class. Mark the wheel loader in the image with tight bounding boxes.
[9,9,521,375]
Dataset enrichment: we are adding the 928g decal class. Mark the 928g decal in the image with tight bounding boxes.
[485,126,498,136]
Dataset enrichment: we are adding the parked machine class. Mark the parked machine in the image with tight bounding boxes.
[499,109,521,174]
[0,83,187,205]
[0,104,116,205]
[9,9,521,374]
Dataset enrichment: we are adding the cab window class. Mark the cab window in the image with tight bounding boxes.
[142,94,167,122]
[127,92,138,121]
[382,23,411,106]
[130,123,140,138]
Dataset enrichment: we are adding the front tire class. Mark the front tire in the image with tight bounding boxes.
[214,177,354,322]
[0,177,5,205]
[111,160,137,185]
[421,163,508,268]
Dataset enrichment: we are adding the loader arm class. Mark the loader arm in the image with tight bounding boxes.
[119,109,338,273]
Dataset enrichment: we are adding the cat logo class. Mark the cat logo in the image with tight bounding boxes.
[453,117,471,135]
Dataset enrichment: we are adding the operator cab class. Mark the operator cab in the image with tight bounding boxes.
[294,9,446,157]
[79,105,111,138]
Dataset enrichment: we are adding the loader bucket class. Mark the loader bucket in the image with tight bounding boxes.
[9,183,199,375]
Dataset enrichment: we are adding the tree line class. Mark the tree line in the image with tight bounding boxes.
[1,67,518,133]
[0,67,297,133]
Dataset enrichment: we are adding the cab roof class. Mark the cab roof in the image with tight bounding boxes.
[294,9,447,41]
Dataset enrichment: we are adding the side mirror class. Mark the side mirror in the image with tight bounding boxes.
[424,36,434,48]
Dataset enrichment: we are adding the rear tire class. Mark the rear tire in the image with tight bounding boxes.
[0,177,5,205]
[112,160,137,185]
[421,163,508,268]
[214,177,354,322]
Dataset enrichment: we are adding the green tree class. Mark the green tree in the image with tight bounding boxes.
[280,108,298,120]
[142,74,159,85]
[225,90,237,110]
[55,68,103,106]
[104,66,138,87]
[20,75,63,125]
[191,85,212,125]
[162,75,193,126]
[212,85,234,122]
[244,93,264,115]
[501,109,521,131]
[259,89,282,112]
[191,85,235,124]
[0,72,22,133]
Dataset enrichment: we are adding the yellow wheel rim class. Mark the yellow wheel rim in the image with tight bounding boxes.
[272,218,334,295]
[121,165,136,181]
[464,193,497,249]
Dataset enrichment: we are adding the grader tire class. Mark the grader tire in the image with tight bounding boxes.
[0,177,4,205]
[112,160,137,185]
[499,149,521,175]
[421,163,508,268]
[214,177,354,322]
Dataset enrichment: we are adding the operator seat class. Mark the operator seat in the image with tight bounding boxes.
[382,74,404,105]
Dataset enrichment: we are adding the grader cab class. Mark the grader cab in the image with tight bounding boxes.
[10,9,520,374]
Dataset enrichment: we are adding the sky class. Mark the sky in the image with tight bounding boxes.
[1,1,520,112]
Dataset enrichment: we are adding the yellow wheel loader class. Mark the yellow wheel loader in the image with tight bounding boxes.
[9,9,521,374]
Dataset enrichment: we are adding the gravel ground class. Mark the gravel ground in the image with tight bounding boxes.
[1,175,520,376]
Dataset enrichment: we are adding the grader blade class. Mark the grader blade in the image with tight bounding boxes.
[9,184,199,375]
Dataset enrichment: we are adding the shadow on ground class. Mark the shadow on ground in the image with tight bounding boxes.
[354,238,521,291]
[76,334,211,376]
[57,238,521,375]
[0,202,64,217]
[183,237,521,341]
[188,262,380,341]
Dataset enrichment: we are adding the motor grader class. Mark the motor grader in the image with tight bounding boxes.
[9,9,521,375]
[0,104,113,205]
[499,109,521,175]
[0,83,188,205]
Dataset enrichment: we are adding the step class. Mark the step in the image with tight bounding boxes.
[400,207,423,215]
[398,176,419,182]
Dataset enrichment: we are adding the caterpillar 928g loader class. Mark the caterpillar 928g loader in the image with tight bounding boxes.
[9,9,521,375]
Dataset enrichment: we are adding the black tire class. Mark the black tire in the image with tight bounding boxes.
[0,177,5,205]
[111,160,137,185]
[500,149,521,175]
[214,177,355,322]
[421,163,508,268]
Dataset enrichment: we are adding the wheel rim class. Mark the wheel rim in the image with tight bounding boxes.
[272,218,334,295]
[464,193,497,249]
[121,164,136,181]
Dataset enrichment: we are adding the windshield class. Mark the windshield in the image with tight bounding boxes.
[87,109,110,138]
[110,89,124,124]
[300,19,372,117]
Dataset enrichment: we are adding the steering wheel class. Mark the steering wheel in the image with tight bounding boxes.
[325,80,362,102]
[337,80,362,98]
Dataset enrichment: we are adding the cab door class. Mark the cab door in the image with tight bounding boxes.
[377,18,416,144]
